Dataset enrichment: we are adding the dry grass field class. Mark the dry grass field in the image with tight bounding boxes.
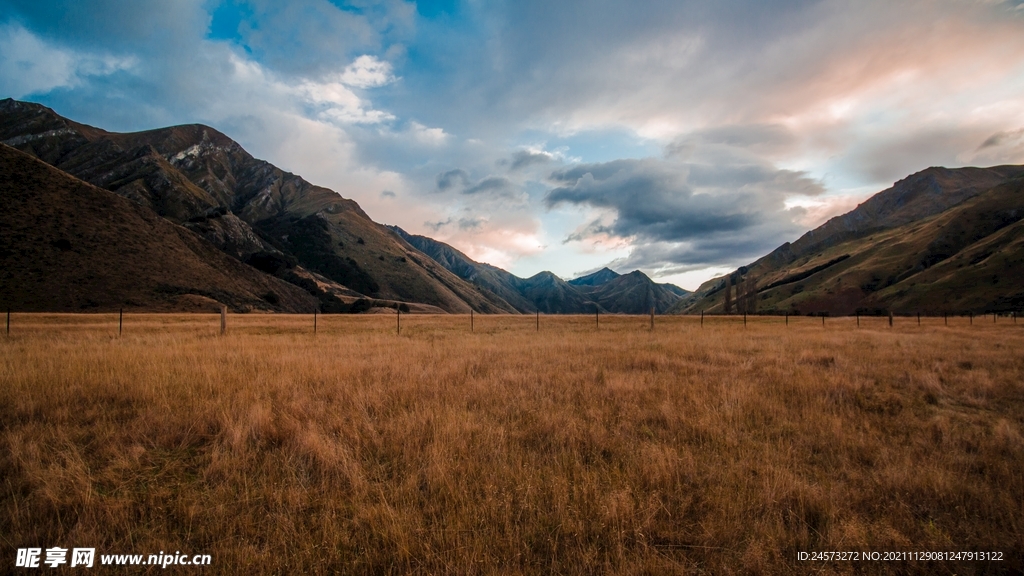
[2,313,1022,574]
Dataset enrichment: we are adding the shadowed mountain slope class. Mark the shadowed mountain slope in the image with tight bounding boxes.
[0,144,317,312]
[672,165,1024,315]
[568,267,620,287]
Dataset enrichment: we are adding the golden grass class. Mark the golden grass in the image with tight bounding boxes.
[2,314,1022,574]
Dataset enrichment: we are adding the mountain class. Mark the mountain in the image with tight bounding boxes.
[0,143,317,312]
[512,271,605,314]
[0,98,516,313]
[392,227,687,313]
[568,267,620,287]
[672,165,1024,315]
[573,270,686,314]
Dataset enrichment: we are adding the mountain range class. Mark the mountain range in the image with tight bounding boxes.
[3,98,1021,316]
[0,98,685,314]
[392,227,687,314]
[671,165,1024,315]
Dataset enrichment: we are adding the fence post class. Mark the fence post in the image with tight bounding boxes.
[970,313,973,325]
[743,312,746,327]
[119,308,123,337]
[822,314,825,327]
[888,311,893,328]
[856,313,860,328]
[917,312,920,326]
[701,310,704,327]
[596,305,599,329]
[650,307,654,331]
[785,313,788,326]
[220,305,227,335]
[993,313,996,324]
[471,309,474,332]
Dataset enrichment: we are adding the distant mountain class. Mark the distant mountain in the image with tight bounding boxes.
[568,267,620,287]
[672,165,1024,315]
[572,270,684,314]
[392,227,687,314]
[0,98,516,313]
[514,271,605,314]
[0,143,316,312]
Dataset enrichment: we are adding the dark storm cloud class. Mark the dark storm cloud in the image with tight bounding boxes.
[546,157,817,264]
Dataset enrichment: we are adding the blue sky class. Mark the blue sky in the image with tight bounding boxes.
[2,0,1024,289]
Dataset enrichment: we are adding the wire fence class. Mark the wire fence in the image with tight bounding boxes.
[3,308,1019,338]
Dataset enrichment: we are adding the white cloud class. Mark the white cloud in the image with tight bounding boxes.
[340,54,397,88]
[0,23,135,98]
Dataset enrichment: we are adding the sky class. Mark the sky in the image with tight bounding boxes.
[2,0,1024,290]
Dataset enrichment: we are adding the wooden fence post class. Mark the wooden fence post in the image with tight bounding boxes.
[650,307,654,331]
[471,309,474,332]
[785,313,788,326]
[970,313,973,325]
[701,310,704,327]
[917,312,920,326]
[743,312,746,327]
[220,305,226,335]
[888,311,893,328]
[821,315,825,327]
[856,313,859,328]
